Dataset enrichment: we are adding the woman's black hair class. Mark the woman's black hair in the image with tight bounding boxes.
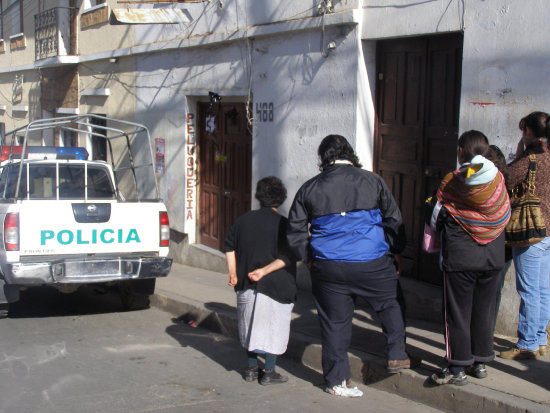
[317,134,362,171]
[519,111,549,138]
[457,130,489,163]
[255,176,287,208]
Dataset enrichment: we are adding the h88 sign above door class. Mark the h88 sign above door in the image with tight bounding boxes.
[255,102,273,122]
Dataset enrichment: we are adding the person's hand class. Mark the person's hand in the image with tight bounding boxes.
[248,268,267,282]
[228,272,238,287]
[394,254,402,276]
[516,138,525,158]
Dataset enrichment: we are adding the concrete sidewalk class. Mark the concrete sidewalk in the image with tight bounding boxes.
[151,263,550,413]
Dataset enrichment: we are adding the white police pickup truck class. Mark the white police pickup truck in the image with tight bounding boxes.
[0,115,172,317]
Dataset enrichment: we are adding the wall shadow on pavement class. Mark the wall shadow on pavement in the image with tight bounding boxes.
[164,303,326,389]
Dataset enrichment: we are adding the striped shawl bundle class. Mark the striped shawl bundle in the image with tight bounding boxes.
[437,168,511,245]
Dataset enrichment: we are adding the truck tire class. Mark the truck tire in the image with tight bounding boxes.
[118,279,155,310]
[0,303,8,319]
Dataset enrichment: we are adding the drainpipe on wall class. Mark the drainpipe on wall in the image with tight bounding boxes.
[70,0,78,56]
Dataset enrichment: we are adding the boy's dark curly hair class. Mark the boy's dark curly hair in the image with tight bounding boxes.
[318,134,362,171]
[255,176,287,208]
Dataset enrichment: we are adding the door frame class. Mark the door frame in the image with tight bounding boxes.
[197,99,252,251]
[373,33,463,282]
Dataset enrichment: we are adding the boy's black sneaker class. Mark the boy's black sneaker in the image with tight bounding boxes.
[260,369,288,385]
[465,363,488,379]
[244,366,259,382]
[430,368,468,386]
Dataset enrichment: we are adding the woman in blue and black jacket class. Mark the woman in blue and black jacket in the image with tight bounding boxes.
[287,134,419,398]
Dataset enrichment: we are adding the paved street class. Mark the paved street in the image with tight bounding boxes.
[0,286,443,413]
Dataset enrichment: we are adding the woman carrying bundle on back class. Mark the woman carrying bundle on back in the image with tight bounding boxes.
[428,130,510,386]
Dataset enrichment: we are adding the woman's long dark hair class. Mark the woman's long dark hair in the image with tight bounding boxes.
[318,135,362,171]
[520,111,549,138]
[518,111,550,151]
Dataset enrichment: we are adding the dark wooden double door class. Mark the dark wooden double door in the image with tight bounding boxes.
[375,34,463,284]
[198,102,252,250]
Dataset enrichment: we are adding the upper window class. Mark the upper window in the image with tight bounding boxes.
[2,0,23,37]
[61,130,78,148]
[82,0,105,10]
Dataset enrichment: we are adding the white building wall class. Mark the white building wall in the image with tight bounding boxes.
[250,27,359,217]
[359,0,550,334]
[459,1,550,159]
[130,16,362,239]
[132,0,361,45]
[356,36,376,170]
[133,41,250,237]
[362,0,550,161]
[362,0,464,39]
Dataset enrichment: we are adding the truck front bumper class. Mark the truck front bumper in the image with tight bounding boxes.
[2,255,173,285]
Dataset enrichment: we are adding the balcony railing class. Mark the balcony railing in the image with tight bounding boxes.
[35,7,70,60]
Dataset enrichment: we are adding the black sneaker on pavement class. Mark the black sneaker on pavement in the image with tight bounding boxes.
[465,363,487,379]
[244,366,259,382]
[430,368,468,386]
[260,369,288,385]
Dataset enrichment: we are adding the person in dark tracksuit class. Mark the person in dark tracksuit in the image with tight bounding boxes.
[428,131,510,386]
[287,135,420,398]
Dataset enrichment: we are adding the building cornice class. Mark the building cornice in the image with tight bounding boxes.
[0,9,359,74]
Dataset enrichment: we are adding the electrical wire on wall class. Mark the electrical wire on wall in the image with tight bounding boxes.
[244,32,254,135]
[436,0,465,32]
[318,0,334,57]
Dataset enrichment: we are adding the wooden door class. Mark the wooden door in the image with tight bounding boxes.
[199,102,252,250]
[375,34,463,284]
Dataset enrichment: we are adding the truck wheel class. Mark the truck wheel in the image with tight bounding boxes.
[118,279,155,310]
[0,303,8,319]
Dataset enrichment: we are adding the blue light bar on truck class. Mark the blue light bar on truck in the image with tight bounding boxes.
[26,146,89,160]
[1,146,89,161]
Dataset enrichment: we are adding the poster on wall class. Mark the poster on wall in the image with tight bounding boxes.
[155,138,165,174]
